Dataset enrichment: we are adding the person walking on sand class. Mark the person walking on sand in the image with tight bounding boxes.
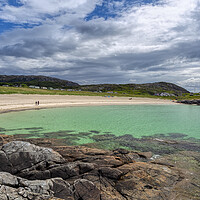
[38,101,40,105]
[35,101,38,106]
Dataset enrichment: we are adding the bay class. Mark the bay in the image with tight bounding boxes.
[0,105,200,145]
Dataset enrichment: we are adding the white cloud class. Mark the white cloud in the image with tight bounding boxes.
[0,0,200,91]
[0,0,100,23]
[178,77,200,92]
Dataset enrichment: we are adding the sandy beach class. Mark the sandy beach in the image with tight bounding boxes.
[0,94,175,113]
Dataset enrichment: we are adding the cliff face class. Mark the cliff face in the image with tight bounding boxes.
[0,75,79,87]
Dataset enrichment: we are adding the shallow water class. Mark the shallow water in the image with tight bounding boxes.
[0,105,200,144]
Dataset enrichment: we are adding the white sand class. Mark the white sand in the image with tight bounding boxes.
[0,94,175,113]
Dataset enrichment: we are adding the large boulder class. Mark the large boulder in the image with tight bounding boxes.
[0,141,65,174]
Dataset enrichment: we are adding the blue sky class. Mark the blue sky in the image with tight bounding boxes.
[0,0,200,91]
[7,0,23,7]
[0,0,159,31]
[85,0,160,20]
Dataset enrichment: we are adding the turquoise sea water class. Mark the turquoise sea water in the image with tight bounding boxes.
[0,105,200,144]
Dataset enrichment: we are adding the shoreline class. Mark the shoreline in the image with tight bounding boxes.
[0,136,199,200]
[0,94,176,114]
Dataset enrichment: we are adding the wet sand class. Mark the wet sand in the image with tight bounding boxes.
[0,94,175,113]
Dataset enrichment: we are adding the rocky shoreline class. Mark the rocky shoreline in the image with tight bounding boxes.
[177,99,200,105]
[0,135,200,200]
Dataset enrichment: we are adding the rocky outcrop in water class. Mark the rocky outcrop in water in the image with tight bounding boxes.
[0,139,199,200]
[177,99,200,105]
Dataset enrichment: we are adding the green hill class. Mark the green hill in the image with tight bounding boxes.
[0,75,79,89]
[0,75,190,97]
[80,82,189,96]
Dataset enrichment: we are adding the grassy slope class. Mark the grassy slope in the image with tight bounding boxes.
[0,86,199,100]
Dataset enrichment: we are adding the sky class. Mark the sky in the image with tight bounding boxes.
[0,0,200,92]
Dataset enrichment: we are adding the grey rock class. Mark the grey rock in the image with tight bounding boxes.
[0,150,13,172]
[1,141,65,174]
[0,185,23,200]
[0,172,19,187]
[0,171,70,200]
[16,160,95,181]
[50,163,79,180]
[0,140,195,200]
[19,178,54,196]
[51,178,74,200]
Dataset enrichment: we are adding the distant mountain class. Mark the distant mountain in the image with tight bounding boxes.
[0,75,79,88]
[80,82,189,95]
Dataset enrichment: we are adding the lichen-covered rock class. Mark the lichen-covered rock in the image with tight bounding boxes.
[115,162,181,200]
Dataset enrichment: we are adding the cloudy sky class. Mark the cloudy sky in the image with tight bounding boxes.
[0,0,200,91]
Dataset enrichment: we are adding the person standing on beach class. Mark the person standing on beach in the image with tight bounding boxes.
[38,101,40,105]
[35,101,38,106]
